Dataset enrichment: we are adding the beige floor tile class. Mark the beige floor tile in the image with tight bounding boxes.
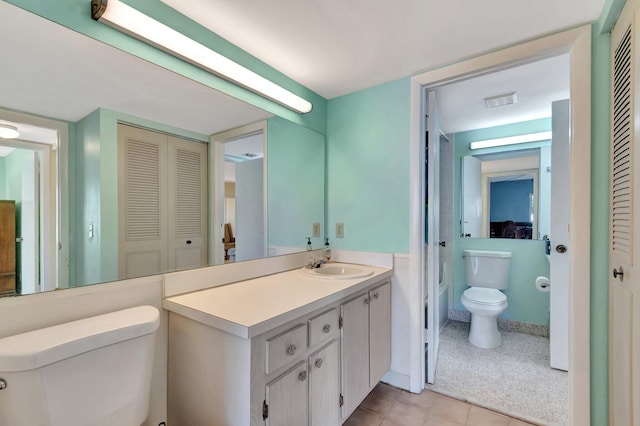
[380,400,429,425]
[359,384,400,416]
[423,417,466,426]
[395,389,437,410]
[425,395,470,425]
[344,408,383,426]
[466,405,510,426]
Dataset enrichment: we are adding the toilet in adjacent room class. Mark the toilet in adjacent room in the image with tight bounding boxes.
[461,250,511,349]
[0,305,160,426]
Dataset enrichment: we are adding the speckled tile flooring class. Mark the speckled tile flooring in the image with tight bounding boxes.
[430,321,568,425]
[346,382,535,425]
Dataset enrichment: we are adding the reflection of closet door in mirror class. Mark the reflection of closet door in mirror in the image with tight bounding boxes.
[167,136,208,272]
[0,201,16,294]
[118,124,208,279]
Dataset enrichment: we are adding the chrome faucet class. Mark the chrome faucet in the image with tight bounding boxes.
[306,257,326,269]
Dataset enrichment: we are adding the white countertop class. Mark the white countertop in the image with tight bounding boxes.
[162,263,392,339]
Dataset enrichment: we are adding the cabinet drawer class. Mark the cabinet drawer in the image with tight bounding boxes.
[308,308,338,347]
[266,324,307,374]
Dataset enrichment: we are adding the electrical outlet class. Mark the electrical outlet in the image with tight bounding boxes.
[312,222,321,237]
[336,223,344,238]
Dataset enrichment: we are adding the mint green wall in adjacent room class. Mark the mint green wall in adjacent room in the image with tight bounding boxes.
[326,78,411,253]
[453,119,552,325]
[6,0,327,134]
[267,116,325,249]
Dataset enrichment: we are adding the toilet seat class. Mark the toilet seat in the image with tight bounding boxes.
[462,287,506,306]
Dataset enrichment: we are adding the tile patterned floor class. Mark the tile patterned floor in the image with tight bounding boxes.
[345,383,535,426]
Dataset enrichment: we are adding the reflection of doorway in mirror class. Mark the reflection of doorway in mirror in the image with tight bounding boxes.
[223,134,265,263]
[0,144,52,295]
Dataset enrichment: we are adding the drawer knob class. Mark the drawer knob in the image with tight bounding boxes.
[298,370,307,381]
[286,344,297,356]
[323,324,331,333]
[315,358,323,368]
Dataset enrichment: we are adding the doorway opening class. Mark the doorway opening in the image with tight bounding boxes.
[411,26,592,426]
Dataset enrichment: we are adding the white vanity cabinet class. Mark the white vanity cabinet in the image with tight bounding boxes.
[164,268,392,426]
[340,282,392,419]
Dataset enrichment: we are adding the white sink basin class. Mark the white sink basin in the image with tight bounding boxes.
[301,264,373,279]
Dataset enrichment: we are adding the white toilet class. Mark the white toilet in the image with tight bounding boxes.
[461,250,511,349]
[0,305,160,426]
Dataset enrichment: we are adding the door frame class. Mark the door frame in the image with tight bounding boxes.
[210,121,268,265]
[408,25,592,425]
[0,108,68,291]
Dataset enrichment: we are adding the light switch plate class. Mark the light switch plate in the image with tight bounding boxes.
[312,223,321,237]
[336,223,344,238]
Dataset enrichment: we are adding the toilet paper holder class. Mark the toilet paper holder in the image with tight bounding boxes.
[535,276,550,292]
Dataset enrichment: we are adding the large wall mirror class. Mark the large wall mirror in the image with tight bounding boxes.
[461,146,551,240]
[0,2,325,296]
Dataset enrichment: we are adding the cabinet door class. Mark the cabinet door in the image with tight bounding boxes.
[265,361,308,426]
[309,340,339,426]
[369,282,392,387]
[341,293,370,418]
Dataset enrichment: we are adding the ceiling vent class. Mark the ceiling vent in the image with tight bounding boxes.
[484,92,517,108]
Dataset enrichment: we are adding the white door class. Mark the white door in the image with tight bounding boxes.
[461,155,482,238]
[426,90,441,384]
[340,293,370,418]
[610,3,640,423]
[118,124,169,279]
[550,99,570,371]
[235,158,266,261]
[167,135,208,271]
[369,282,391,386]
[309,340,339,426]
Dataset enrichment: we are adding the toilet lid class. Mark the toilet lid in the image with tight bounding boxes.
[463,288,506,305]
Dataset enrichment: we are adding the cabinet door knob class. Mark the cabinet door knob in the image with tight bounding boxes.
[373,292,379,300]
[298,370,307,381]
[315,358,323,368]
[286,344,297,356]
[364,297,370,305]
[323,324,331,333]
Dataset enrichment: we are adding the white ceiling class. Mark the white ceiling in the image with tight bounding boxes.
[0,2,271,144]
[162,0,605,100]
[435,54,570,134]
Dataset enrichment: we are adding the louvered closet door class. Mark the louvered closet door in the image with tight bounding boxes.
[610,3,640,424]
[167,136,208,271]
[118,124,168,279]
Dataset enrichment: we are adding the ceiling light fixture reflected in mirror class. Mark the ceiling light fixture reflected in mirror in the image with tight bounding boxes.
[0,124,19,139]
[469,131,552,150]
[90,0,313,114]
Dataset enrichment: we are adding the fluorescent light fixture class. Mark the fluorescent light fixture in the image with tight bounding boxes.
[469,131,552,150]
[0,124,19,139]
[91,0,312,114]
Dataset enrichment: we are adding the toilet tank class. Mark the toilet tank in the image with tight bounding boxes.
[0,305,160,426]
[464,250,512,289]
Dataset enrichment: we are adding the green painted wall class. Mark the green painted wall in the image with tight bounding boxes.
[267,116,325,250]
[5,0,327,134]
[590,21,612,426]
[453,119,552,325]
[326,78,411,253]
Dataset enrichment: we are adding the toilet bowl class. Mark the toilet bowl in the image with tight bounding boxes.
[461,287,508,348]
[461,250,511,349]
